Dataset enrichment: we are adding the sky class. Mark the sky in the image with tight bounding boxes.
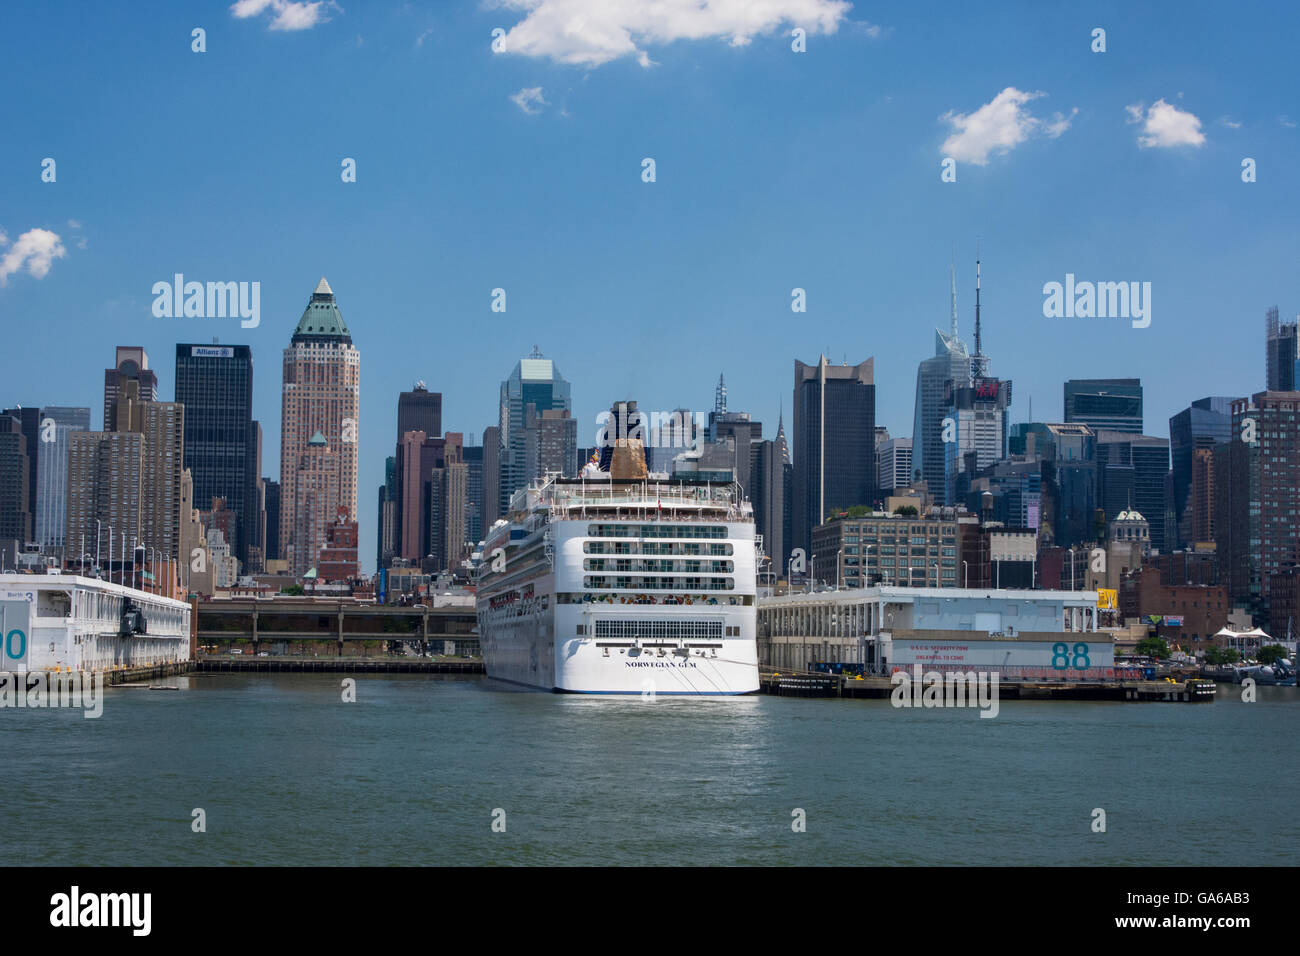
[2,0,1298,573]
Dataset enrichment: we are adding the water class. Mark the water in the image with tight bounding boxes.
[3,675,1296,866]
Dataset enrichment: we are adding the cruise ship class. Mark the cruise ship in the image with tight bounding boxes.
[0,572,192,673]
[476,472,760,695]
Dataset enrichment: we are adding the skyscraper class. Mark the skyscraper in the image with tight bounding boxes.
[0,414,32,552]
[103,347,158,429]
[397,382,441,442]
[752,413,792,577]
[912,330,969,503]
[175,344,262,568]
[497,350,572,515]
[876,437,913,495]
[1095,430,1170,554]
[1265,307,1299,392]
[377,456,398,570]
[34,406,91,552]
[793,356,876,556]
[1168,397,1236,550]
[1063,379,1143,435]
[279,279,360,576]
[1215,391,1300,622]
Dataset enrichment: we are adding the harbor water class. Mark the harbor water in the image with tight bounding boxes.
[2,674,1296,866]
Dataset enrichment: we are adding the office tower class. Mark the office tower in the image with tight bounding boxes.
[1215,391,1300,620]
[1095,430,1169,554]
[103,347,158,428]
[430,437,468,570]
[263,479,280,561]
[497,350,572,514]
[397,382,442,443]
[2,405,93,553]
[913,339,970,504]
[944,377,1012,504]
[1063,379,1143,435]
[1015,422,1098,549]
[482,425,500,531]
[33,406,91,552]
[397,429,442,562]
[1,407,40,529]
[793,356,876,556]
[0,415,32,548]
[876,437,913,496]
[1168,397,1235,550]
[175,344,262,567]
[1188,449,1215,545]
[752,414,792,575]
[463,443,484,547]
[1265,307,1299,392]
[377,456,398,570]
[529,406,578,479]
[279,278,360,576]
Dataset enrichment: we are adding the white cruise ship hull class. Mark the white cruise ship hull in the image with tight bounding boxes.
[481,600,759,694]
[477,483,760,695]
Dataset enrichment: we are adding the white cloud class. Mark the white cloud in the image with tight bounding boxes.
[230,0,336,32]
[416,28,433,47]
[510,86,548,114]
[0,228,67,287]
[1126,98,1205,148]
[939,87,1073,165]
[491,0,852,68]
[1218,116,1241,129]
[67,218,83,230]
[1280,115,1297,129]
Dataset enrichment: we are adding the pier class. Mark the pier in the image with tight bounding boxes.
[195,657,484,674]
[760,671,1218,702]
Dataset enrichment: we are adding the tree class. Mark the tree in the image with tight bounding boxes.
[1258,644,1288,665]
[1136,636,1170,659]
[280,584,304,596]
[893,505,919,517]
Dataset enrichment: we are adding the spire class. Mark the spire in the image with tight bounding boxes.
[950,247,958,340]
[715,373,727,414]
[971,243,989,380]
[314,277,333,296]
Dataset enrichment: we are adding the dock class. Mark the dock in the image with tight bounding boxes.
[195,657,484,674]
[760,671,1217,702]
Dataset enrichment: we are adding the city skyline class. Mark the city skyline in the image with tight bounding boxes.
[2,3,1299,571]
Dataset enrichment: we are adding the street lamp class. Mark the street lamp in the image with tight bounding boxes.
[864,544,874,588]
[95,519,102,577]
[1068,547,1075,591]
[963,559,969,588]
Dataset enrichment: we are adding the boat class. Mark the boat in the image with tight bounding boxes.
[475,469,760,695]
[0,572,192,673]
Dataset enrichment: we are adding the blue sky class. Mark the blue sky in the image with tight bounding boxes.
[2,0,1298,571]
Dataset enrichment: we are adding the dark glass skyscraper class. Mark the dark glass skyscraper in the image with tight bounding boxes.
[1095,430,1169,554]
[397,383,442,443]
[1168,397,1236,550]
[1063,379,1143,435]
[175,344,261,567]
[792,356,876,558]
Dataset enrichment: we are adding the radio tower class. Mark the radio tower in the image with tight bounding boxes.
[971,244,989,382]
